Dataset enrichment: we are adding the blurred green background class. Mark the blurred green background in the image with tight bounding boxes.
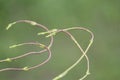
[0,0,120,80]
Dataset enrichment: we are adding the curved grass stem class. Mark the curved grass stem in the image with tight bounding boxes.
[53,27,94,80]
[0,20,94,80]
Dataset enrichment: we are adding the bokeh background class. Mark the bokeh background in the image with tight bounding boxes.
[0,0,120,80]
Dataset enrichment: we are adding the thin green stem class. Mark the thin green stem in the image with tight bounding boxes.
[0,42,51,72]
[0,20,53,72]
[53,27,94,80]
[0,20,94,80]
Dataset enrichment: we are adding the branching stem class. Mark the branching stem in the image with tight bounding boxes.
[0,20,94,80]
